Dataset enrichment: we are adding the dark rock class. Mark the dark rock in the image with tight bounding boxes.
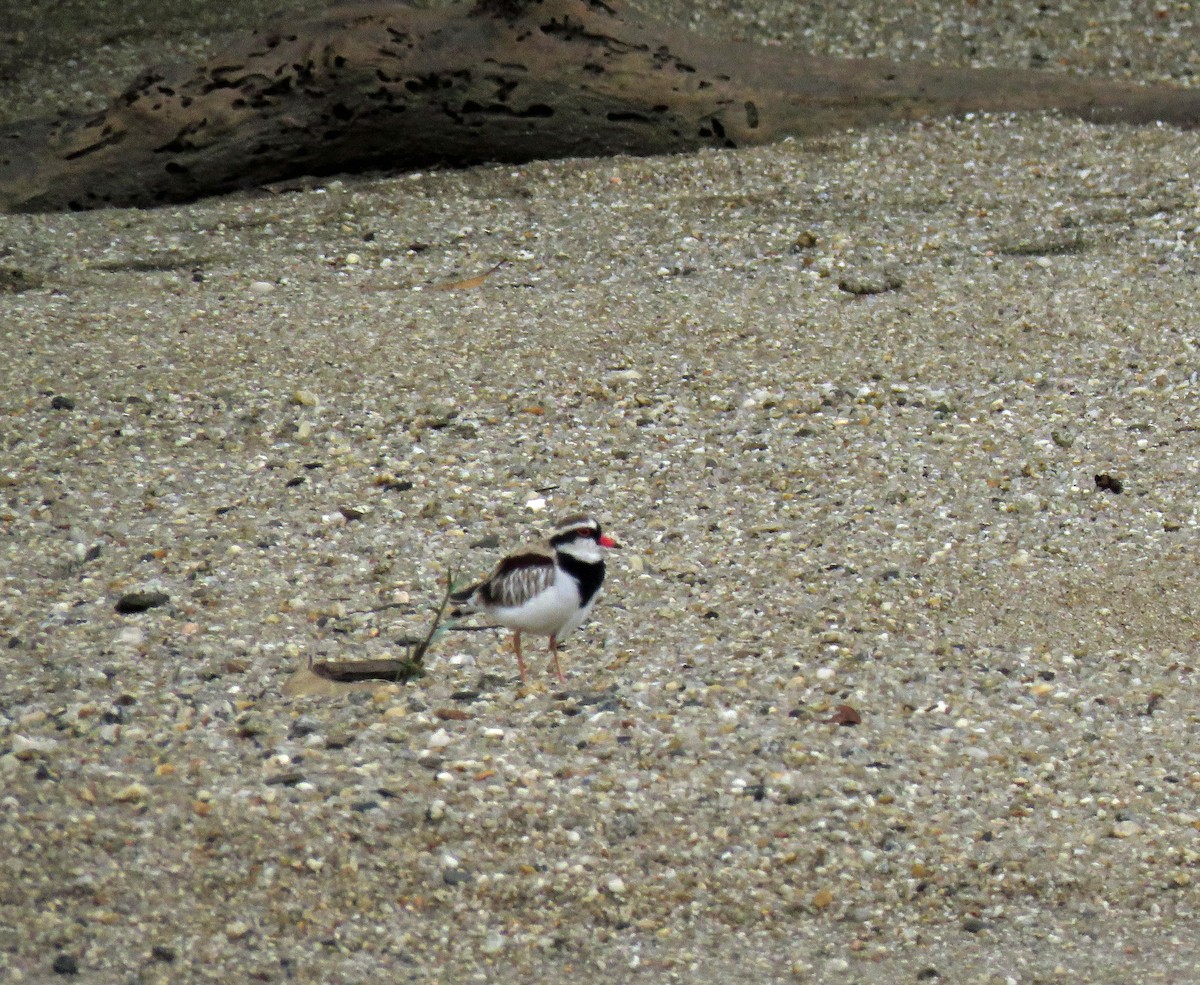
[50,395,75,410]
[451,690,482,702]
[288,715,321,739]
[52,954,78,975]
[114,590,169,613]
[264,771,305,786]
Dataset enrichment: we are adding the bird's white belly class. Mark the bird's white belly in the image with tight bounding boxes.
[492,574,590,637]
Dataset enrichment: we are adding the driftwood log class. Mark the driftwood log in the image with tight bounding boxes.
[3,0,1200,212]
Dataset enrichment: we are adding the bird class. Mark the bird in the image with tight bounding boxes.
[450,513,620,683]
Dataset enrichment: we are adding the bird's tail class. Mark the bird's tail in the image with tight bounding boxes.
[449,581,481,619]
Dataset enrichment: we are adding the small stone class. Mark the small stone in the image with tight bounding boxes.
[324,730,356,749]
[114,591,169,614]
[1111,820,1143,839]
[224,921,251,940]
[811,887,834,910]
[236,713,270,738]
[248,280,275,294]
[837,269,903,295]
[292,389,320,407]
[50,395,75,411]
[288,715,321,739]
[606,876,626,894]
[12,734,58,759]
[113,782,149,802]
[52,953,79,975]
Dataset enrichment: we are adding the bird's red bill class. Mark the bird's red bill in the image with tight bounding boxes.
[599,534,620,548]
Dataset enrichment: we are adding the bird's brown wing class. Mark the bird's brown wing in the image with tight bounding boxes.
[479,547,556,609]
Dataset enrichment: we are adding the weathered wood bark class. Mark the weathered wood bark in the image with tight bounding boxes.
[3,0,1200,212]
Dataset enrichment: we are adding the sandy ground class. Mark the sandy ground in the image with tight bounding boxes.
[4,2,1200,983]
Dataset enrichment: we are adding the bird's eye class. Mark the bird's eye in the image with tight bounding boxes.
[576,528,595,539]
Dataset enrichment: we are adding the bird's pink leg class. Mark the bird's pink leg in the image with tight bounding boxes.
[549,634,566,684]
[513,631,527,683]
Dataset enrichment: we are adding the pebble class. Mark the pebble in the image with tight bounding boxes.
[224,921,251,940]
[1111,820,1143,839]
[112,782,149,802]
[11,735,58,759]
[114,591,169,614]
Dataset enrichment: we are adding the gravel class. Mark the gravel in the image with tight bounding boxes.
[4,1,1200,982]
